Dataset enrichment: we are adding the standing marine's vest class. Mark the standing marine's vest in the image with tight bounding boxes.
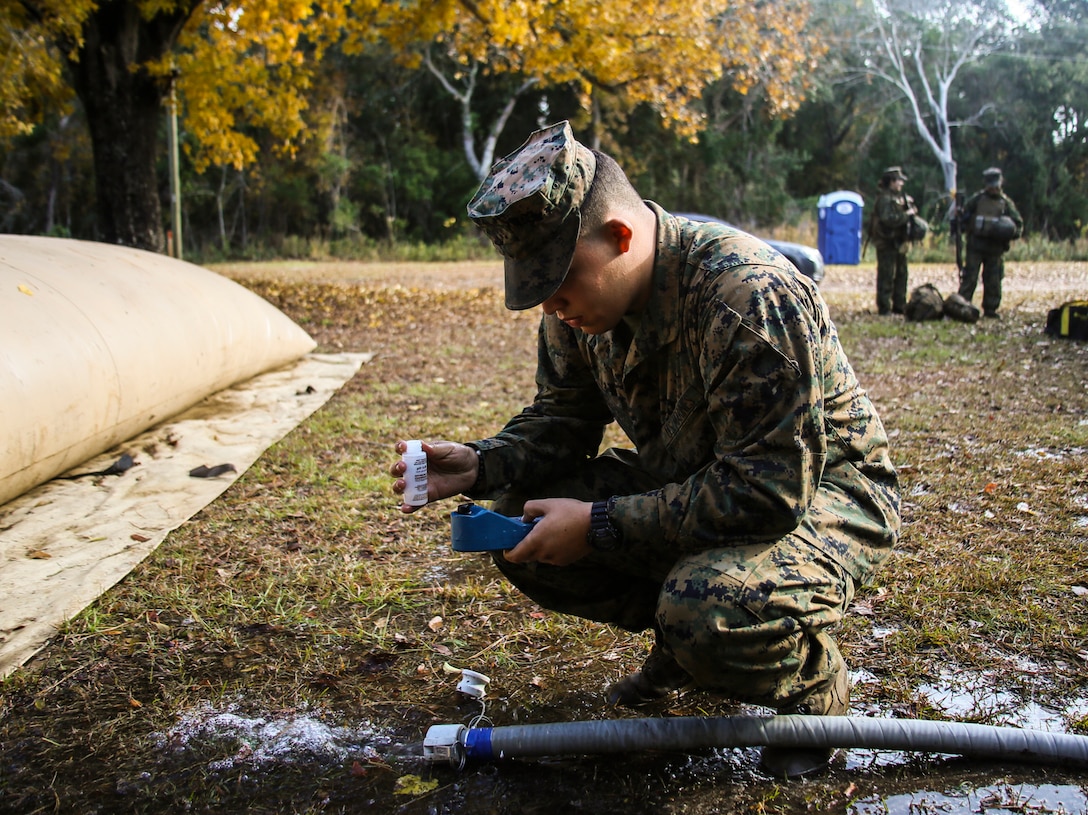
[970,194,1018,241]
[970,192,1018,249]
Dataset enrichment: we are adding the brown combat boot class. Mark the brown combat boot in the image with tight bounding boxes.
[758,664,850,780]
[606,643,693,706]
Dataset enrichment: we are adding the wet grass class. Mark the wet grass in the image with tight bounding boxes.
[1,263,1086,813]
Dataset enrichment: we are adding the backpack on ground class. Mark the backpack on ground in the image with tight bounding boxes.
[904,283,944,322]
[943,292,980,323]
[1044,300,1088,341]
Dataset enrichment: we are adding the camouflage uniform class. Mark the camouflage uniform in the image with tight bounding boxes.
[467,202,901,712]
[958,169,1023,317]
[870,168,912,315]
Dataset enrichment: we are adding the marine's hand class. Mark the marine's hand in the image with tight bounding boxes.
[503,498,592,566]
[389,440,478,513]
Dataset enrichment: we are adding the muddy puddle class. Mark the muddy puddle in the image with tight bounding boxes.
[147,667,1088,814]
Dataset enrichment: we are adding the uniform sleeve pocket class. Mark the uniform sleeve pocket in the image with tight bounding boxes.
[661,383,707,447]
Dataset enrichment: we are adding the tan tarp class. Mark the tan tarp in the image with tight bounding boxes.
[0,352,372,677]
[0,235,372,676]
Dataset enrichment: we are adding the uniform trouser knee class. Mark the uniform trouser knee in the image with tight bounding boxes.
[960,248,1004,310]
[656,539,854,711]
[959,255,981,301]
[980,254,1005,313]
[485,453,856,710]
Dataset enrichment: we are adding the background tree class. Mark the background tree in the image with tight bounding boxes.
[0,0,822,250]
[4,0,206,250]
[3,0,1085,253]
[837,0,1016,200]
[949,3,1088,238]
[0,0,369,251]
[374,0,825,181]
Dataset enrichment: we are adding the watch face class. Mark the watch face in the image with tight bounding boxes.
[592,532,618,551]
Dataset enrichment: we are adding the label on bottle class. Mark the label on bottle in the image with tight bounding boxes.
[402,442,428,506]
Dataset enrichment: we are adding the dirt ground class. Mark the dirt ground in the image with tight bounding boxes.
[210,256,1088,299]
[203,257,1088,814]
[2,255,1085,815]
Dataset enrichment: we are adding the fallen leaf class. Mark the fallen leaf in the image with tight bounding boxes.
[189,463,237,478]
[62,453,137,480]
[26,550,51,559]
[983,482,998,494]
[131,533,151,542]
[427,616,443,632]
[394,775,438,795]
[18,284,33,296]
[1072,585,1088,597]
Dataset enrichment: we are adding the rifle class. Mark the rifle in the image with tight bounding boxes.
[862,203,877,261]
[948,191,965,277]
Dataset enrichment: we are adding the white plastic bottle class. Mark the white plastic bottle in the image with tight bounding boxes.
[401,440,429,507]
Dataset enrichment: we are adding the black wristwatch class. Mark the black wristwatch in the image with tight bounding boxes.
[587,498,621,551]
[466,444,486,495]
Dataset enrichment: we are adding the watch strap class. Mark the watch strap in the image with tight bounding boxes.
[587,497,621,551]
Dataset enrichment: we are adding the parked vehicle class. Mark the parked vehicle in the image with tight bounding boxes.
[672,212,825,285]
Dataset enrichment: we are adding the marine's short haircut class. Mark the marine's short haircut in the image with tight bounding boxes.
[579,150,645,237]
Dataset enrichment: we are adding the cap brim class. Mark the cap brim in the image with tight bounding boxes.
[502,212,581,310]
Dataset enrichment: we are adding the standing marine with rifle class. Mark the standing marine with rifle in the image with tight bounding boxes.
[868,166,919,316]
[955,167,1024,319]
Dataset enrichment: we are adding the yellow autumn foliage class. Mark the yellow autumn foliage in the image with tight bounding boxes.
[1,0,822,167]
[370,0,825,137]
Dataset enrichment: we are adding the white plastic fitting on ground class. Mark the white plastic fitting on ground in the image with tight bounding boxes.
[456,669,491,699]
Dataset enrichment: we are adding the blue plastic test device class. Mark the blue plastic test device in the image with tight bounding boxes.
[450,503,535,552]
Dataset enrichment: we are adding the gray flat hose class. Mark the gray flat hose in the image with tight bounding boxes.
[453,715,1088,768]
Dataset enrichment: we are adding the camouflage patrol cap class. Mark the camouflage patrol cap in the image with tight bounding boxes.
[983,167,1003,185]
[882,166,908,181]
[467,121,597,310]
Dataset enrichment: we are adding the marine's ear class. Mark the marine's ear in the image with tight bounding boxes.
[606,219,633,253]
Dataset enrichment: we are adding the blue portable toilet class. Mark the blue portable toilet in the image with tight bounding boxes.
[817,191,865,265]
